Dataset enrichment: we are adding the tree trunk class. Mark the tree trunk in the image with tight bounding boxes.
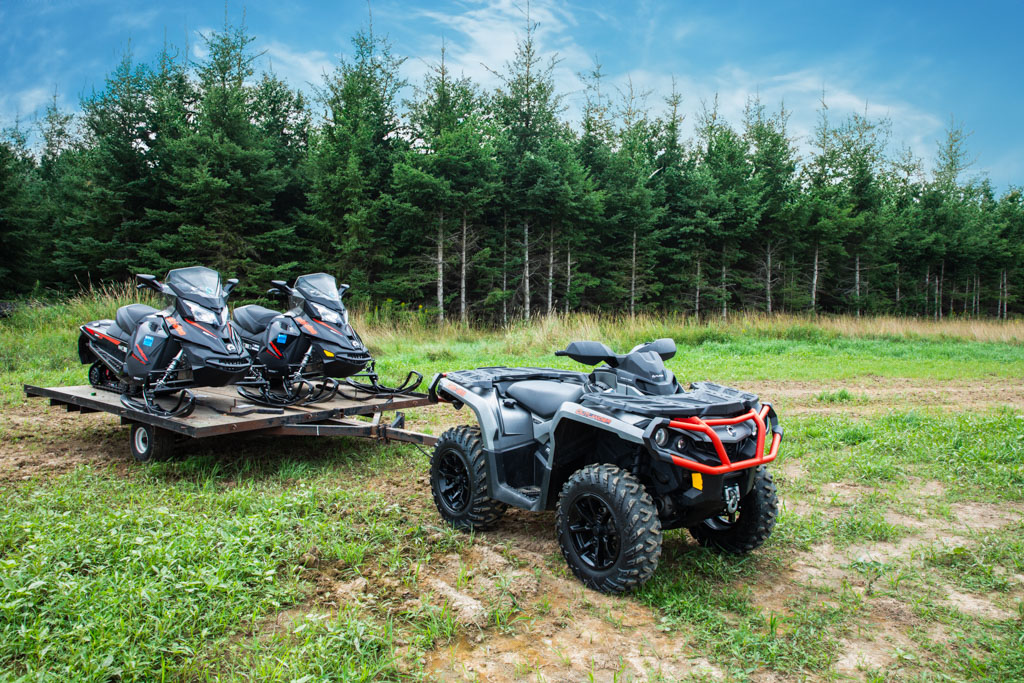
[695,256,701,318]
[896,263,901,310]
[855,253,861,318]
[974,273,979,317]
[997,271,1003,319]
[523,220,530,320]
[565,248,572,315]
[630,230,637,317]
[765,245,772,315]
[938,260,944,320]
[460,209,467,325]
[502,216,508,326]
[721,246,728,320]
[547,228,554,316]
[436,209,444,324]
[811,244,819,314]
[1003,269,1008,319]
[924,266,929,318]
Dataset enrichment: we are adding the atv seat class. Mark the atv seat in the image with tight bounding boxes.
[233,304,281,336]
[506,381,584,419]
[115,304,159,333]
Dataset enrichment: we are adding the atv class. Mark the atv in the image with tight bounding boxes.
[232,273,422,406]
[78,267,251,417]
[427,339,782,593]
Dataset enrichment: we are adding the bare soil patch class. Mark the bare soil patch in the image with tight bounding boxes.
[0,404,125,483]
[746,376,1024,416]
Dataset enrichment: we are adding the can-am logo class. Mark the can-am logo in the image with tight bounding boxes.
[575,408,612,424]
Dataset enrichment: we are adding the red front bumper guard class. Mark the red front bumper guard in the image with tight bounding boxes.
[665,404,782,475]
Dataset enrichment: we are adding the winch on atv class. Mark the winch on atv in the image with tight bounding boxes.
[427,339,782,593]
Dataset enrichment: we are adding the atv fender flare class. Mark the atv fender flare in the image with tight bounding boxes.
[432,376,506,451]
[537,403,647,507]
[549,403,645,450]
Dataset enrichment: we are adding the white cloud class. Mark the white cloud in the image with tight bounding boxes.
[409,0,591,105]
[610,64,944,170]
[262,41,333,89]
[109,9,160,31]
[0,86,59,128]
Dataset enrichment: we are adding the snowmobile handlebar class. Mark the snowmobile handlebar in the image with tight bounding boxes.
[136,274,161,292]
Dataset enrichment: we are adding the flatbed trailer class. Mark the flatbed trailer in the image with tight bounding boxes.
[23,384,439,461]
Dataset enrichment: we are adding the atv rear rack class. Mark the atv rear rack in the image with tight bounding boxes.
[644,404,783,475]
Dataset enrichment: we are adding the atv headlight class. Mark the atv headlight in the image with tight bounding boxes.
[653,427,669,448]
[310,302,344,325]
[184,301,221,325]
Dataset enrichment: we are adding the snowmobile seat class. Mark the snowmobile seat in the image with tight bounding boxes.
[116,304,159,333]
[506,380,584,419]
[233,304,281,336]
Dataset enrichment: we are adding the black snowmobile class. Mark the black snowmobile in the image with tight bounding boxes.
[78,267,252,417]
[232,273,421,406]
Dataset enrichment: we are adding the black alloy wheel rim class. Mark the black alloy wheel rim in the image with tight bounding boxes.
[436,449,471,514]
[567,493,621,571]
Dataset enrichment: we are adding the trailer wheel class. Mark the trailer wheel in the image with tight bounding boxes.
[430,426,506,530]
[688,466,778,554]
[556,464,662,593]
[129,423,175,463]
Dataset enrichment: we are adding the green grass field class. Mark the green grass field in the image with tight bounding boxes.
[1,293,1022,681]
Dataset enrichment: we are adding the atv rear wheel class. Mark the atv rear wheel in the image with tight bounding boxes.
[556,464,662,593]
[688,466,778,554]
[430,426,506,530]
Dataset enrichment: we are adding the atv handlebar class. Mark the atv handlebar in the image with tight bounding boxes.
[646,404,782,475]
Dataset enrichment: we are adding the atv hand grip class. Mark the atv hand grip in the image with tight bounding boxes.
[554,350,568,356]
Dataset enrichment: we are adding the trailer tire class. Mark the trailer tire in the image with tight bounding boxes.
[556,464,662,593]
[430,426,506,530]
[129,423,175,463]
[688,466,778,554]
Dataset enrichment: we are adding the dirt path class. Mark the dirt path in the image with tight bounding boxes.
[0,405,128,483]
[741,376,1024,416]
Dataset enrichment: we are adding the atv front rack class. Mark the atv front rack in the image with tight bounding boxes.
[644,404,783,475]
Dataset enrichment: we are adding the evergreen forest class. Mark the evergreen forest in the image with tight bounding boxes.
[1,18,1020,321]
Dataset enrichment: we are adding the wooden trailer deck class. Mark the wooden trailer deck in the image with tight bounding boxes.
[23,383,439,449]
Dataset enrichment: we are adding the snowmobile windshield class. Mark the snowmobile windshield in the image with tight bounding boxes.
[166,267,226,309]
[295,273,342,305]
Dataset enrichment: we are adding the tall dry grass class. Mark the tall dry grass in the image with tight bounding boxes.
[352,310,1024,350]
[4,286,1020,348]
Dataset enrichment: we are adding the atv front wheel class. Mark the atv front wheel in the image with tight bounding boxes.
[556,464,662,593]
[430,426,506,530]
[688,466,778,554]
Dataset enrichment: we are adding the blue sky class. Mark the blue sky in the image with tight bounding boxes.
[1,0,1021,189]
